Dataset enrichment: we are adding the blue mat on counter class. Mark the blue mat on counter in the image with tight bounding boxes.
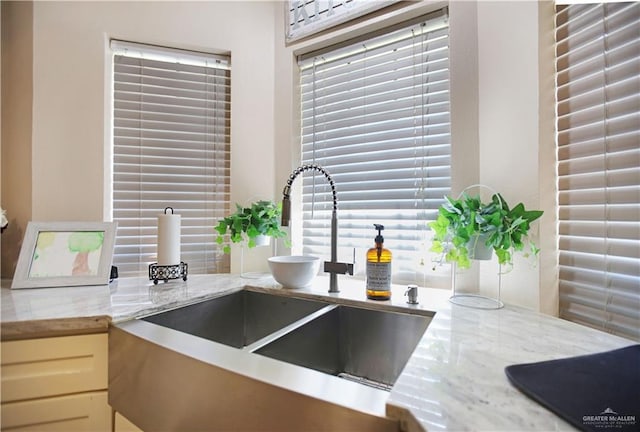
[505,344,640,432]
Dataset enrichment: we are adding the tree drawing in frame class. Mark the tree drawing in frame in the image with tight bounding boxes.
[29,231,105,278]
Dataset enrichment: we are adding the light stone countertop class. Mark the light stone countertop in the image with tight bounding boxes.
[1,274,635,431]
[385,302,635,431]
[1,274,247,339]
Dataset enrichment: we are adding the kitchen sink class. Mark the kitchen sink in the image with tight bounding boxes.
[255,304,430,389]
[138,289,429,390]
[141,289,328,348]
[113,289,431,430]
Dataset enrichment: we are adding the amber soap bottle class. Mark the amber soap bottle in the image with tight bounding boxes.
[366,224,392,300]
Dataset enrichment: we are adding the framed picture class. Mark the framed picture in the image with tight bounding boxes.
[11,221,117,289]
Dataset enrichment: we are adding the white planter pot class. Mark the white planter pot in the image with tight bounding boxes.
[253,235,271,247]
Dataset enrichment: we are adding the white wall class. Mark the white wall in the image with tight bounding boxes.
[0,3,2,274]
[475,1,557,314]
[2,1,277,276]
[32,1,277,217]
[476,1,542,309]
[1,1,33,278]
[538,0,559,316]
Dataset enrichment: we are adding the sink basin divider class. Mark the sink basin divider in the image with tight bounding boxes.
[243,304,339,353]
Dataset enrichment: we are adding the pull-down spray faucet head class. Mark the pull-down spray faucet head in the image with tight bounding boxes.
[281,185,292,227]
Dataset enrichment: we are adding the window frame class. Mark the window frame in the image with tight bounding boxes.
[110,40,231,277]
[296,10,452,287]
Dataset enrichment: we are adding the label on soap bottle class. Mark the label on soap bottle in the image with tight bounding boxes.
[366,261,391,290]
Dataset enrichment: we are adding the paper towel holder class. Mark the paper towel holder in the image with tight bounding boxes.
[149,206,188,285]
[149,261,188,284]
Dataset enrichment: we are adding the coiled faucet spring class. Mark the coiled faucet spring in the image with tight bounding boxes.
[281,164,337,226]
[280,164,352,293]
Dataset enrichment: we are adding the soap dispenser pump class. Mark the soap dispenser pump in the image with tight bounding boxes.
[366,224,392,300]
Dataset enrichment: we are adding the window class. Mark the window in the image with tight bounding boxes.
[286,0,398,42]
[555,3,639,341]
[111,41,231,277]
[299,10,451,286]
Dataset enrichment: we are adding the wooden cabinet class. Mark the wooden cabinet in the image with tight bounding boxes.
[1,333,111,431]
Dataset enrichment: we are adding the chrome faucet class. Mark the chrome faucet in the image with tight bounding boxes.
[281,164,354,293]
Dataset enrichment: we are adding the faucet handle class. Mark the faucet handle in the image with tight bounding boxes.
[324,261,353,276]
[323,248,355,276]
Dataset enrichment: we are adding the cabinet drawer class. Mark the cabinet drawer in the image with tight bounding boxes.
[1,333,108,402]
[1,391,110,431]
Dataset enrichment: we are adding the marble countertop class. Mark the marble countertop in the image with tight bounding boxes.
[1,274,248,338]
[1,274,635,431]
[386,302,635,431]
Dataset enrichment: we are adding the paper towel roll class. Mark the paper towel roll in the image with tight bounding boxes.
[157,210,181,266]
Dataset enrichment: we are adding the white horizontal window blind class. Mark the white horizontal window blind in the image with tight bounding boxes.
[112,41,230,277]
[299,10,451,286]
[286,0,399,42]
[556,3,640,341]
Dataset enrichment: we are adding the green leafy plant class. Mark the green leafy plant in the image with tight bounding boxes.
[215,200,287,254]
[429,193,543,270]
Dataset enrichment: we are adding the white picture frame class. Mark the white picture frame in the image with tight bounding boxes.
[11,221,117,289]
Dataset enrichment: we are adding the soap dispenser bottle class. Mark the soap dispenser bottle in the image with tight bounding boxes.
[366,224,392,300]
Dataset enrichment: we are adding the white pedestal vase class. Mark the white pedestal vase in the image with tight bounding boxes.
[448,184,504,310]
[449,262,505,310]
[467,233,493,260]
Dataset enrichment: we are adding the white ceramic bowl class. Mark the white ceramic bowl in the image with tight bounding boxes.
[267,255,321,289]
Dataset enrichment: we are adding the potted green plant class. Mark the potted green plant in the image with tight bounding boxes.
[429,192,543,270]
[215,200,287,254]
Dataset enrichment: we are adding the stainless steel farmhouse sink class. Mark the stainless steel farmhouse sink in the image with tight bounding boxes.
[141,289,328,348]
[110,289,432,431]
[255,304,429,389]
